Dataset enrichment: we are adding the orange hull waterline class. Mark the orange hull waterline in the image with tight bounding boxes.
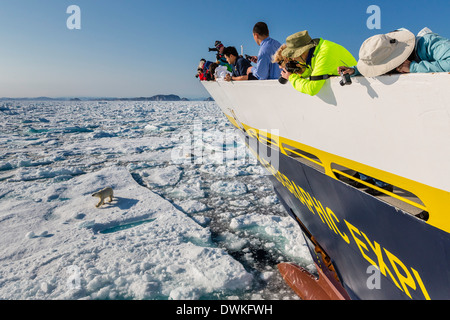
[277,263,350,300]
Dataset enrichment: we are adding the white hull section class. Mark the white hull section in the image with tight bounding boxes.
[203,73,450,193]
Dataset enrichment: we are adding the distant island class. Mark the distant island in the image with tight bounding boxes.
[0,94,214,102]
[93,94,190,102]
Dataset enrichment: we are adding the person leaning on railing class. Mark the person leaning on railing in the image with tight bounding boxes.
[223,46,257,81]
[278,30,357,96]
[338,28,450,77]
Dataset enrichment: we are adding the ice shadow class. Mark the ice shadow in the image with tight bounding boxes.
[98,196,139,210]
[114,197,139,210]
[41,233,55,238]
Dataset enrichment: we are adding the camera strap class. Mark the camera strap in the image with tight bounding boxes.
[309,74,335,81]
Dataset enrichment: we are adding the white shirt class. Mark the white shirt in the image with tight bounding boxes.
[214,65,232,80]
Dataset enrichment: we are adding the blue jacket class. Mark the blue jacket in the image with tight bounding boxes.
[410,32,450,73]
[252,37,282,80]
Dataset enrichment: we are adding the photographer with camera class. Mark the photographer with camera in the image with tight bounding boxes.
[278,30,357,96]
[209,40,233,73]
[337,28,450,78]
[209,41,225,58]
[195,59,211,81]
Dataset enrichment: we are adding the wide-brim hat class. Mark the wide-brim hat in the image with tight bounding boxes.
[282,30,320,58]
[356,29,415,77]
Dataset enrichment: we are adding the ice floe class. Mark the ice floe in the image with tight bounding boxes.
[0,100,312,300]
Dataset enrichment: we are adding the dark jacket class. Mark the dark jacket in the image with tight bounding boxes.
[232,56,252,77]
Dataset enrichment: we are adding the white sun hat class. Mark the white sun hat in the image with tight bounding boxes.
[356,29,416,77]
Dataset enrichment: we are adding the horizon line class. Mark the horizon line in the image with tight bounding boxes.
[0,94,212,101]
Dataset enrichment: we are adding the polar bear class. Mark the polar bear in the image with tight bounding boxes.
[91,187,114,208]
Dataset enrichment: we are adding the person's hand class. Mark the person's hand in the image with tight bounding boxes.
[280,68,291,80]
[337,66,355,75]
[396,60,411,73]
[225,74,232,82]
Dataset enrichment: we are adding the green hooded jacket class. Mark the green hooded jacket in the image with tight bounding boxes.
[288,38,357,96]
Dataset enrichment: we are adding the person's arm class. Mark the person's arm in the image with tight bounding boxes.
[233,58,251,80]
[289,74,325,96]
[280,68,324,96]
[410,34,450,73]
[353,65,361,76]
[232,75,249,81]
[224,74,248,81]
[410,59,450,73]
[337,66,360,76]
[252,54,271,80]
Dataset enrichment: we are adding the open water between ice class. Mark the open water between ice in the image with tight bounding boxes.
[0,100,313,300]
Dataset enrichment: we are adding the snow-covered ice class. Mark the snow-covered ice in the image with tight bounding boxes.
[0,100,313,300]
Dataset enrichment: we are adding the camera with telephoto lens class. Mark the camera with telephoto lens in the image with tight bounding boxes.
[285,61,302,74]
[195,68,201,78]
[278,61,301,84]
[339,71,352,86]
[278,76,288,84]
[208,47,219,52]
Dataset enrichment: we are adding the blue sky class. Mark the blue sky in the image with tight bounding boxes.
[0,0,448,99]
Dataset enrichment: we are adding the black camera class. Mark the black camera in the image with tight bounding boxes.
[208,47,219,52]
[278,61,301,84]
[339,71,352,86]
[285,61,302,74]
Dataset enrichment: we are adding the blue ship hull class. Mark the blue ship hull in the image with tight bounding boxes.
[248,133,450,300]
[200,75,450,300]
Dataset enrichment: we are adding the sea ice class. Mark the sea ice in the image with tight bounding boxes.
[0,166,253,299]
[0,100,312,300]
[230,213,311,263]
[142,165,182,187]
[210,180,248,196]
